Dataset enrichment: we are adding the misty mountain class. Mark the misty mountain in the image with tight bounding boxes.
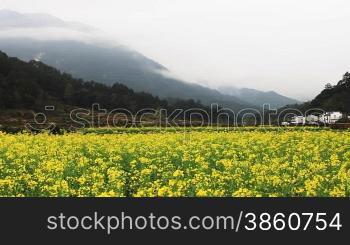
[218,86,301,109]
[0,50,215,120]
[0,38,254,111]
[0,10,255,111]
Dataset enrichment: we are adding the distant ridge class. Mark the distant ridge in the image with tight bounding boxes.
[218,87,301,109]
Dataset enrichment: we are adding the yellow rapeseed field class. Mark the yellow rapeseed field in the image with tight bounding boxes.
[0,128,349,197]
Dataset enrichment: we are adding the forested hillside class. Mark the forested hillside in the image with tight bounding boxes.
[310,72,350,113]
[0,51,209,114]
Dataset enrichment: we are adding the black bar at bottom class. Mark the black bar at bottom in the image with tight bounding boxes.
[0,198,348,243]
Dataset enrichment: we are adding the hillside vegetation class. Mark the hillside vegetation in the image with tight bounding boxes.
[310,73,350,113]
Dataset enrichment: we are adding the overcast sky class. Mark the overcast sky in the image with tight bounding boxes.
[1,0,350,100]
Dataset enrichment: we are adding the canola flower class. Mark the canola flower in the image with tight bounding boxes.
[0,128,349,197]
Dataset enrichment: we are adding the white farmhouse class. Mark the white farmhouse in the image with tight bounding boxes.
[306,115,319,124]
[290,116,306,125]
[286,112,348,126]
[318,112,343,124]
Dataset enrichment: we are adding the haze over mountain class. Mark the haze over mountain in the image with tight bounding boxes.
[0,9,299,109]
[218,86,300,109]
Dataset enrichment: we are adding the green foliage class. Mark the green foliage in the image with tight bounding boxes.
[310,73,350,113]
